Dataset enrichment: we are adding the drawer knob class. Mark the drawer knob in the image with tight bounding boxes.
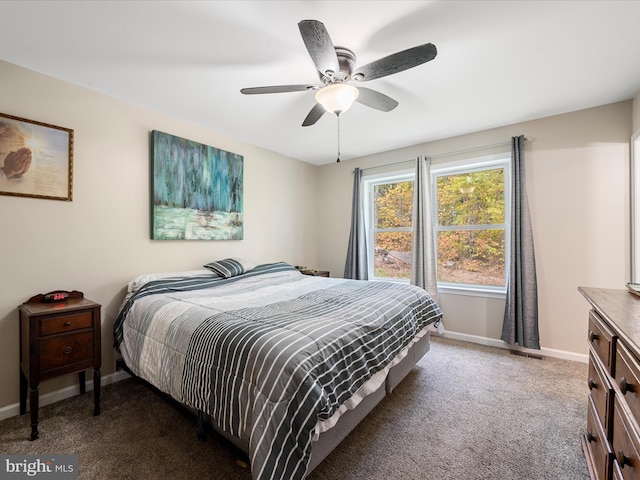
[63,346,73,355]
[588,379,597,390]
[586,431,596,443]
[588,331,599,342]
[617,449,631,468]
[620,377,635,395]
[64,321,72,327]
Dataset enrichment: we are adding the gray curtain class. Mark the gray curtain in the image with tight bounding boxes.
[410,156,439,303]
[344,167,368,279]
[502,135,539,349]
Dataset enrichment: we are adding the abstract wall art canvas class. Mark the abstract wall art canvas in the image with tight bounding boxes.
[151,130,243,240]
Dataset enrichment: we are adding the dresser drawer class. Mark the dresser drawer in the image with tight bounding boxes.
[39,331,94,372]
[40,311,93,336]
[616,342,640,424]
[587,395,613,480]
[589,310,617,375]
[613,396,640,479]
[590,348,614,439]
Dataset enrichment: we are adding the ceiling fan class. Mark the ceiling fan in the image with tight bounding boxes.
[240,20,437,127]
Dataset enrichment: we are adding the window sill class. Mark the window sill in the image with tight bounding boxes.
[370,278,507,300]
[438,285,506,299]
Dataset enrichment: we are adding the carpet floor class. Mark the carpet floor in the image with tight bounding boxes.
[0,335,590,479]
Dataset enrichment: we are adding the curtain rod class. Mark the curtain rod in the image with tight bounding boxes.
[359,137,527,172]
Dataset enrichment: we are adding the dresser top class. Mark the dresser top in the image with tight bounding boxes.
[579,287,640,358]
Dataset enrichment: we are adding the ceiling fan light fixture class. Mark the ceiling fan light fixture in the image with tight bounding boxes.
[315,83,359,115]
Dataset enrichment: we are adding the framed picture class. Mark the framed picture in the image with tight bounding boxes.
[151,130,243,240]
[0,112,73,201]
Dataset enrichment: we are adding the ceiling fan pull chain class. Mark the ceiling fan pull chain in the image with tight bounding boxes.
[337,114,341,163]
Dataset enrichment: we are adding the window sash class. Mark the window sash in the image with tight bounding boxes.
[431,155,510,292]
[364,172,414,281]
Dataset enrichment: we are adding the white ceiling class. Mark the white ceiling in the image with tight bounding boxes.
[1,1,639,166]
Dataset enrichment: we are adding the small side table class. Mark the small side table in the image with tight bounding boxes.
[300,269,330,277]
[19,291,101,440]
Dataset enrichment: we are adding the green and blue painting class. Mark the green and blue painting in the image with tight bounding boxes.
[151,130,243,240]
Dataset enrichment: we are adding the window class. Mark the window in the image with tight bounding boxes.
[363,154,510,294]
[432,155,510,293]
[364,171,414,281]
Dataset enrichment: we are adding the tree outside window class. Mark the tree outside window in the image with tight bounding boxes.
[434,167,507,287]
[372,179,413,279]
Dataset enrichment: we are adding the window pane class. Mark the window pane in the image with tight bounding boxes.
[374,231,412,279]
[374,181,413,229]
[437,229,505,286]
[437,169,504,226]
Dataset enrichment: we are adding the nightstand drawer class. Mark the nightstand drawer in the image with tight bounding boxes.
[40,311,93,336]
[39,331,94,371]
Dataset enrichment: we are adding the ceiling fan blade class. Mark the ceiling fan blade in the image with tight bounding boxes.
[241,84,317,95]
[302,103,326,127]
[353,43,437,82]
[298,20,339,78]
[355,87,399,112]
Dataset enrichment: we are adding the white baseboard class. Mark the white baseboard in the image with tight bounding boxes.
[436,330,588,364]
[0,369,131,422]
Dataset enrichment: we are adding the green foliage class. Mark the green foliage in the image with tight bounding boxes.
[374,181,413,252]
[436,169,505,284]
[437,169,504,226]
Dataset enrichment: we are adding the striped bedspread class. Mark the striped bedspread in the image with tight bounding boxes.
[114,262,442,480]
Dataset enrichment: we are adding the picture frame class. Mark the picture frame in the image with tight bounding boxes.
[151,130,243,240]
[0,112,73,201]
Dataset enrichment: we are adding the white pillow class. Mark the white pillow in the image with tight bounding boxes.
[127,269,212,294]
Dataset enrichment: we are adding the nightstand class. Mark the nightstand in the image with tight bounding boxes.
[300,269,330,277]
[19,291,101,440]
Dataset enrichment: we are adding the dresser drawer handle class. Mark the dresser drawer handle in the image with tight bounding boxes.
[588,331,599,342]
[620,377,635,395]
[63,346,73,355]
[588,379,597,390]
[586,431,596,443]
[617,449,631,468]
[64,321,72,327]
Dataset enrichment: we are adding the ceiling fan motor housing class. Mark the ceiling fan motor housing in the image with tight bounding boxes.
[321,47,356,83]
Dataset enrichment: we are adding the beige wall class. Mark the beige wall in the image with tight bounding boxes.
[316,101,632,357]
[0,60,319,412]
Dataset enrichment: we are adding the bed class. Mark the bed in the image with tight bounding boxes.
[114,260,443,480]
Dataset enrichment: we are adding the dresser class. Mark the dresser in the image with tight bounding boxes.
[579,287,640,479]
[19,291,101,440]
